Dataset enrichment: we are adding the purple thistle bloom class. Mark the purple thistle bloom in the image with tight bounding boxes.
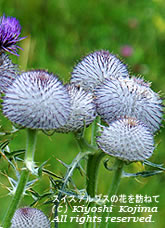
[0,15,25,55]
[120,45,133,58]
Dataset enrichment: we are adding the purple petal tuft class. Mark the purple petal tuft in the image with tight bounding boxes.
[0,15,25,55]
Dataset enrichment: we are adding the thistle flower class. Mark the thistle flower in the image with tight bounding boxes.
[2,70,71,130]
[120,45,133,57]
[94,76,163,133]
[97,117,154,162]
[11,207,50,228]
[0,52,18,93]
[71,50,128,91]
[0,14,25,55]
[56,84,96,133]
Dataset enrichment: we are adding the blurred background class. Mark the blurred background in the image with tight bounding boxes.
[0,0,165,227]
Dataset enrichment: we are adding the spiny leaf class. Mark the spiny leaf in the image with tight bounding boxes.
[42,168,62,179]
[37,160,48,177]
[122,170,163,178]
[143,160,165,171]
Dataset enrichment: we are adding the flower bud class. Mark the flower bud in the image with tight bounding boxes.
[2,70,71,129]
[11,207,50,228]
[71,50,128,91]
[94,76,163,132]
[97,117,154,162]
[0,52,18,93]
[56,84,96,133]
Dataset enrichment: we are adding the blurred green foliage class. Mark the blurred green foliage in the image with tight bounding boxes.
[0,0,165,227]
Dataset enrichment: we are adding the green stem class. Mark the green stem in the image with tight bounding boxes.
[25,129,37,171]
[86,116,104,199]
[85,117,105,228]
[3,169,29,228]
[91,116,99,147]
[75,134,97,153]
[100,159,124,228]
[109,159,124,196]
[86,151,105,199]
[2,128,37,228]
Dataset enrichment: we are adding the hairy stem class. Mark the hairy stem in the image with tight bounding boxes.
[2,128,37,228]
[75,134,97,153]
[109,159,124,196]
[3,169,29,228]
[91,117,99,147]
[25,129,37,171]
[85,117,105,228]
[86,152,105,199]
[100,159,124,228]
[86,117,104,199]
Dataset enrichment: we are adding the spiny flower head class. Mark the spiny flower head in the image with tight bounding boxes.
[2,70,71,130]
[97,117,154,162]
[71,50,128,91]
[11,207,50,228]
[56,84,96,133]
[0,52,18,93]
[94,76,163,133]
[0,15,25,55]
